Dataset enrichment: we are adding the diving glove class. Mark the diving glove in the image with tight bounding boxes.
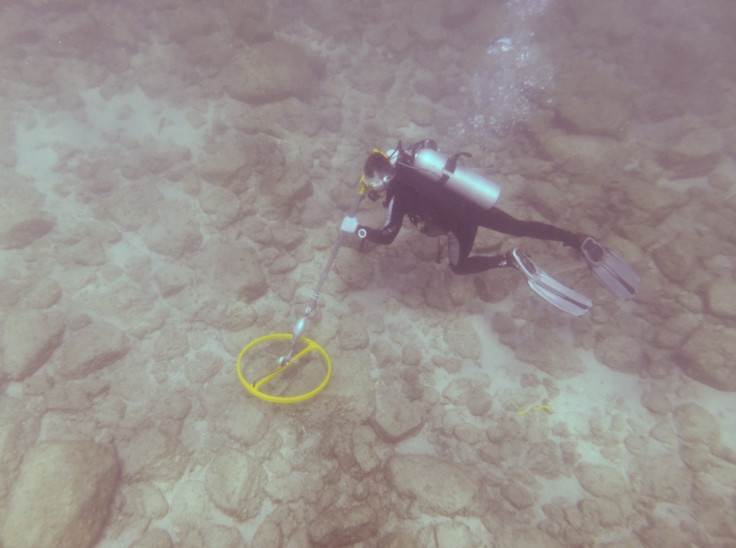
[341,216,359,234]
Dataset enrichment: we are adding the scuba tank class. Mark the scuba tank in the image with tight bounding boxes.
[412,147,501,210]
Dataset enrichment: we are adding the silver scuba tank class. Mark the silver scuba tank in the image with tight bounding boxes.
[412,148,501,210]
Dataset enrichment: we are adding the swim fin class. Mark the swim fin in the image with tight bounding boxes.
[579,237,640,300]
[510,248,593,317]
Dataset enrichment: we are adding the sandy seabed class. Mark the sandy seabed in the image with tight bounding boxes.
[1,0,736,547]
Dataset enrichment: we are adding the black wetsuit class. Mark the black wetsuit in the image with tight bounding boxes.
[357,144,580,275]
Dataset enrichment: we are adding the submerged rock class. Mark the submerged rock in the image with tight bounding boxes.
[190,240,267,303]
[0,172,55,250]
[128,529,174,548]
[632,454,692,504]
[2,309,65,381]
[252,521,282,548]
[224,40,318,105]
[656,126,724,178]
[143,209,203,259]
[1,441,120,548]
[551,61,634,137]
[494,527,565,548]
[119,425,187,483]
[672,403,721,448]
[386,454,478,516]
[680,326,736,392]
[574,463,628,499]
[371,397,425,443]
[706,279,736,320]
[501,481,535,510]
[509,326,585,380]
[593,333,645,374]
[58,321,130,379]
[538,133,621,175]
[652,240,695,283]
[204,449,266,521]
[443,316,481,360]
[435,521,474,548]
[308,503,378,547]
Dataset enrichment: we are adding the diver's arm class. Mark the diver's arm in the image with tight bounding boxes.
[357,195,404,245]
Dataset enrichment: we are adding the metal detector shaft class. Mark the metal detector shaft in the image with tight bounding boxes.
[280,189,365,364]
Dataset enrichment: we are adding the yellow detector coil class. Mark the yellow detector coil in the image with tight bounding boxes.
[236,333,331,404]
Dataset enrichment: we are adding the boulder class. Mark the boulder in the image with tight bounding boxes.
[220,403,269,446]
[656,127,723,178]
[164,4,220,44]
[345,53,395,94]
[370,398,425,443]
[435,521,474,548]
[58,321,130,379]
[197,135,259,188]
[335,250,374,290]
[252,521,282,548]
[308,503,378,547]
[170,522,245,548]
[190,241,267,303]
[538,133,620,176]
[574,463,629,499]
[386,454,478,516]
[379,533,418,548]
[439,0,483,29]
[118,425,187,482]
[555,95,632,137]
[103,183,163,231]
[680,326,736,392]
[143,210,203,259]
[128,530,174,548]
[337,316,370,351]
[198,184,242,228]
[0,173,55,249]
[672,403,721,447]
[26,279,63,309]
[551,61,634,137]
[222,1,272,44]
[706,279,736,319]
[443,316,481,360]
[652,241,695,283]
[509,326,585,380]
[638,524,695,548]
[494,528,565,548]
[640,390,672,415]
[1,441,120,548]
[501,481,535,510]
[154,264,196,297]
[352,441,381,475]
[197,524,245,547]
[407,2,448,47]
[204,449,266,521]
[406,98,436,127]
[633,455,692,504]
[593,333,645,374]
[2,309,65,381]
[524,440,563,480]
[120,482,168,523]
[168,480,212,530]
[224,40,317,105]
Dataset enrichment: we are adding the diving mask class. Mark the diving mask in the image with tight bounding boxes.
[362,150,395,192]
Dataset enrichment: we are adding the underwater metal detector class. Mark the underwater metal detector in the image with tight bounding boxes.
[236,184,367,403]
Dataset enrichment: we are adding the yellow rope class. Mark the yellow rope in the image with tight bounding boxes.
[516,403,554,416]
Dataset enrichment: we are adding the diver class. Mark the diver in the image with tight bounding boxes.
[340,139,640,316]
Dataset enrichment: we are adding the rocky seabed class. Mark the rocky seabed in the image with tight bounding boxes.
[1,0,736,547]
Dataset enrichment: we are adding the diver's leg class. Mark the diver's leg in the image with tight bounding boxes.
[448,226,510,275]
[478,207,583,248]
